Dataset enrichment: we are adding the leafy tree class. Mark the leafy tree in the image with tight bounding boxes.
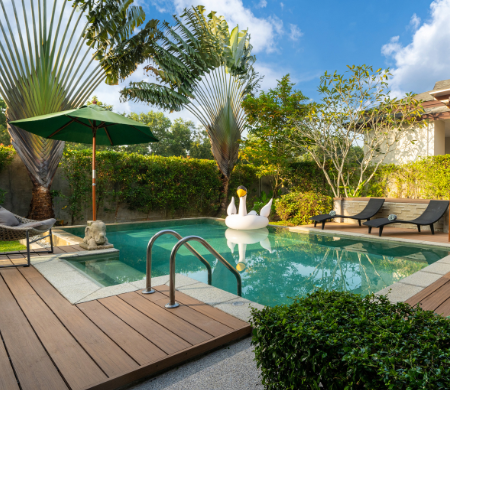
[190,127,213,160]
[241,74,309,197]
[293,65,424,198]
[0,98,9,145]
[86,96,114,111]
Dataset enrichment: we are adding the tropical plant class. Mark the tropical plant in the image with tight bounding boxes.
[0,0,154,219]
[119,6,261,213]
[0,97,9,145]
[240,74,309,197]
[293,65,424,199]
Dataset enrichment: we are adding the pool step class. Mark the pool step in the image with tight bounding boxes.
[73,255,144,287]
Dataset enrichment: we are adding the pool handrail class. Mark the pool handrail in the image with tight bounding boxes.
[142,230,212,294]
[166,235,242,309]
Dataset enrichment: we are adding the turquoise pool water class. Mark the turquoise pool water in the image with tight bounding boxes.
[64,219,449,307]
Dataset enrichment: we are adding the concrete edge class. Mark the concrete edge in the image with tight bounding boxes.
[289,226,451,248]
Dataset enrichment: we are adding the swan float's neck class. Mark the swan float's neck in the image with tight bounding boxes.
[238,195,247,216]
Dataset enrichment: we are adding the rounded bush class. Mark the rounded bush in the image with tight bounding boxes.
[251,289,450,390]
[275,191,332,226]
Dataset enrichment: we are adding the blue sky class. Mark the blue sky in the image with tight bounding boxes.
[96,0,450,120]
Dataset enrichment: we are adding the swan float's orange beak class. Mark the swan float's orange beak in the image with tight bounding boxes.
[237,186,247,198]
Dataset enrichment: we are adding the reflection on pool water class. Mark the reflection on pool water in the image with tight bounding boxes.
[64,219,449,307]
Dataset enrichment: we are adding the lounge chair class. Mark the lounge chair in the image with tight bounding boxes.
[363,200,450,237]
[310,198,385,230]
[0,206,55,268]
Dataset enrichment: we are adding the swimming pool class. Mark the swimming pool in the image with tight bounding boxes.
[64,219,449,307]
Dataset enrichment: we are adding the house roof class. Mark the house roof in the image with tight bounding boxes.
[414,79,450,117]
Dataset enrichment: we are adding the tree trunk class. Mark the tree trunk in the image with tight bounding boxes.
[218,173,230,216]
[28,183,54,220]
[7,121,64,221]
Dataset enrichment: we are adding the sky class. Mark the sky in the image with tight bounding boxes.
[0,0,450,124]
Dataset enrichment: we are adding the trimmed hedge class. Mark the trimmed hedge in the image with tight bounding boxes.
[61,149,262,223]
[61,149,223,222]
[251,289,450,390]
[275,191,332,226]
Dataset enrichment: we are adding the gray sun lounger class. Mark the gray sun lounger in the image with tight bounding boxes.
[363,200,450,236]
[0,206,55,268]
[310,198,385,230]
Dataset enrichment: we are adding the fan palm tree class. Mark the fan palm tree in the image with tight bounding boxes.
[120,6,261,214]
[0,0,151,219]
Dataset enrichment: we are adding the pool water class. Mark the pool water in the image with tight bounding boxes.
[65,219,449,307]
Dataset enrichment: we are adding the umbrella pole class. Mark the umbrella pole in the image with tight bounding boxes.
[92,129,96,221]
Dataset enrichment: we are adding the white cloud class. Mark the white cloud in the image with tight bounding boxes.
[256,0,267,7]
[171,0,286,53]
[408,13,421,31]
[381,0,450,96]
[289,24,303,42]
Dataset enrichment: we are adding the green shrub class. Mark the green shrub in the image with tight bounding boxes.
[0,144,14,204]
[275,191,332,225]
[365,155,450,200]
[251,289,450,390]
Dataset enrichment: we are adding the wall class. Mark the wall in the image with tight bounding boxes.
[364,122,433,165]
[364,118,450,165]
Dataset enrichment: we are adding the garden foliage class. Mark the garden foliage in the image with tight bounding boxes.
[61,150,223,222]
[365,155,450,200]
[252,289,450,390]
[0,144,15,204]
[275,191,332,226]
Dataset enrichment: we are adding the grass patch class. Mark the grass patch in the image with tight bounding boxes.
[0,240,26,252]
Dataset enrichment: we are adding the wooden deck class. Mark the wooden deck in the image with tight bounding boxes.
[406,272,450,317]
[0,246,252,390]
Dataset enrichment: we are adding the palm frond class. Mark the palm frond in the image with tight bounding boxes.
[120,6,262,187]
[0,0,106,190]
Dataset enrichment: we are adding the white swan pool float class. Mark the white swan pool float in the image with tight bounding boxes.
[225,186,272,230]
[225,228,273,272]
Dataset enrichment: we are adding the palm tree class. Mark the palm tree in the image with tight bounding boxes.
[0,0,152,219]
[120,7,260,213]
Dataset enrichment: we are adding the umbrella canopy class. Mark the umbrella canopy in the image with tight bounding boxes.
[11,104,158,221]
[10,104,158,146]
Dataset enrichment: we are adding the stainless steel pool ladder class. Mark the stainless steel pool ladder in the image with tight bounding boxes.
[142,231,242,309]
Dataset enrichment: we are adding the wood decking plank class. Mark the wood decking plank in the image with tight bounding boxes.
[406,274,450,307]
[119,292,214,344]
[154,285,250,330]
[18,266,139,379]
[52,247,66,254]
[434,297,450,317]
[2,268,107,389]
[137,290,233,338]
[0,274,68,390]
[0,333,20,390]
[77,300,166,366]
[418,281,450,311]
[98,295,191,354]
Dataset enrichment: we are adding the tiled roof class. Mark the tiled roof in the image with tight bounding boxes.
[433,79,450,91]
[413,79,450,113]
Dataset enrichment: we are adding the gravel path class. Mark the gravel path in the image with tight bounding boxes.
[130,337,263,390]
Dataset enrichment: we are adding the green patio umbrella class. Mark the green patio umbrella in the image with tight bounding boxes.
[10,104,158,221]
